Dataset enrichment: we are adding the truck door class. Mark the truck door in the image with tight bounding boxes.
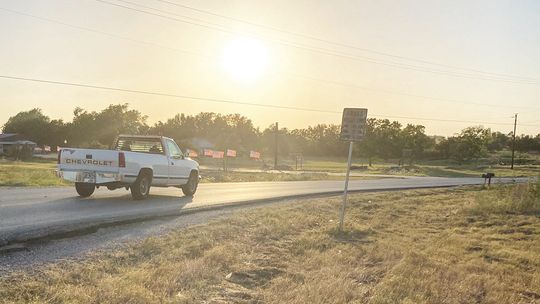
[164,139,191,185]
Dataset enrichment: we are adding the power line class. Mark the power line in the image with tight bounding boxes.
[289,73,540,111]
[0,7,203,58]
[0,75,338,113]
[131,0,538,84]
[521,120,540,124]
[154,0,538,82]
[94,0,539,85]
[2,74,539,127]
[3,6,539,112]
[113,0,540,84]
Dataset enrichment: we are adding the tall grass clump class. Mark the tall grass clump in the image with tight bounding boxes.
[473,177,540,214]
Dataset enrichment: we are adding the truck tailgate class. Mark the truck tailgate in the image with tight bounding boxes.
[59,148,120,173]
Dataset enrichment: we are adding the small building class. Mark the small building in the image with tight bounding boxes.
[0,133,37,158]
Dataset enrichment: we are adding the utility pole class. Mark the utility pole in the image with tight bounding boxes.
[511,113,518,170]
[274,122,278,170]
[223,148,227,172]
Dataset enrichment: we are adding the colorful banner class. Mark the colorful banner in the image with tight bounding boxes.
[249,150,261,159]
[186,149,198,158]
[226,149,237,157]
[212,151,224,159]
[203,149,213,157]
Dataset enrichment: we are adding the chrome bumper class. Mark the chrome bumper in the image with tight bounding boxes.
[56,170,122,184]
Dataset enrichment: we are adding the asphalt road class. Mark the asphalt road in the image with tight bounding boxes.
[0,177,523,247]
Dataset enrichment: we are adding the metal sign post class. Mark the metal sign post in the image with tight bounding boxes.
[339,141,354,231]
[338,108,368,231]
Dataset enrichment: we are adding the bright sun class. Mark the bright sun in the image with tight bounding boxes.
[222,37,269,82]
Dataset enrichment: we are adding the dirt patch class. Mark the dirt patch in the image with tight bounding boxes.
[225,267,284,289]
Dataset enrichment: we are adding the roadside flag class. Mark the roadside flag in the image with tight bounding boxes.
[226,149,237,157]
[249,150,260,159]
[186,149,198,158]
[212,151,224,159]
[203,149,213,157]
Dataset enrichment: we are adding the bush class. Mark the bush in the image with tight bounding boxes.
[473,178,540,214]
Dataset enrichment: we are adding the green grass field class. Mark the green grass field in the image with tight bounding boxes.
[0,158,368,187]
[0,158,69,187]
[201,170,372,183]
[200,153,540,178]
[1,185,538,303]
[1,154,538,187]
[301,155,540,177]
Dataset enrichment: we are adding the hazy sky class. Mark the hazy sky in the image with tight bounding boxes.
[1,0,539,136]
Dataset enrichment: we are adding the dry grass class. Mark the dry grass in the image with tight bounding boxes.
[472,179,540,214]
[1,187,539,303]
[200,171,372,183]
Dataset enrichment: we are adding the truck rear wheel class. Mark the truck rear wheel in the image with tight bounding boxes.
[182,171,199,196]
[75,183,95,197]
[131,173,151,200]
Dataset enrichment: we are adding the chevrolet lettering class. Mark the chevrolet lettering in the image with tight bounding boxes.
[65,159,114,166]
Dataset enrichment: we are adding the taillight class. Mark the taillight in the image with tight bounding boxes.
[119,152,126,168]
[57,149,62,164]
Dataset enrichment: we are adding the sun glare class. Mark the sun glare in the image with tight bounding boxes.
[222,37,269,82]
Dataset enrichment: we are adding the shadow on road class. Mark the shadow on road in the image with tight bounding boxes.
[45,189,194,211]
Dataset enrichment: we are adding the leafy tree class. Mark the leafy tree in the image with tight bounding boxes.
[70,104,147,147]
[288,124,346,157]
[47,119,69,149]
[436,136,458,160]
[150,112,261,153]
[95,104,148,145]
[515,135,540,153]
[5,105,535,163]
[357,118,378,166]
[438,126,491,163]
[400,124,434,165]
[373,119,403,160]
[487,131,510,152]
[2,108,51,145]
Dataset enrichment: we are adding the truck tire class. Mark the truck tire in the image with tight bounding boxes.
[131,172,151,200]
[75,183,95,197]
[182,171,199,196]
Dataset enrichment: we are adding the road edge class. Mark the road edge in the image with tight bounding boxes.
[0,184,465,251]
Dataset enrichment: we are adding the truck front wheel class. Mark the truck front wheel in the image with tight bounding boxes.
[182,171,199,196]
[75,182,95,197]
[131,173,151,200]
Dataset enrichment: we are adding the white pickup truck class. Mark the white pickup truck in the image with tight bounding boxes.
[56,135,199,200]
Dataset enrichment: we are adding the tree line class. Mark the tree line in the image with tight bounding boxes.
[3,104,540,164]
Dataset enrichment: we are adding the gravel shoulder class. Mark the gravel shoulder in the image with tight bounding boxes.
[0,198,301,276]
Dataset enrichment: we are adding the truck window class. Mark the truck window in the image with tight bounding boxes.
[166,139,183,158]
[115,138,164,154]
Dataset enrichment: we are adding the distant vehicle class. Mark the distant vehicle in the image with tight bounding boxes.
[56,135,199,200]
